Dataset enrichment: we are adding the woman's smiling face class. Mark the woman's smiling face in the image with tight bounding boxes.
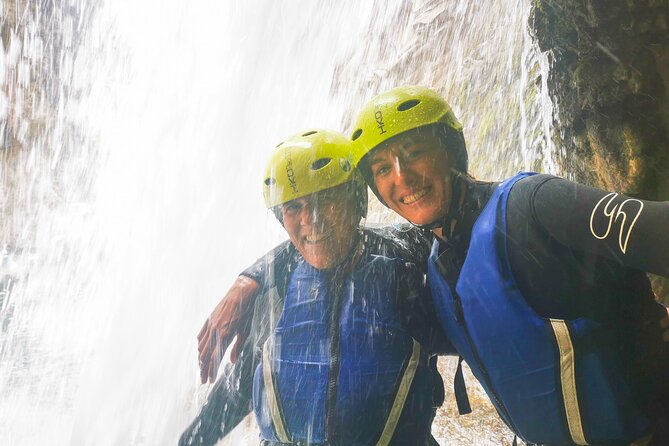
[366,129,453,226]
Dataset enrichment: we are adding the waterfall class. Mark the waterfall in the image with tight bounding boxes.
[0,1,553,444]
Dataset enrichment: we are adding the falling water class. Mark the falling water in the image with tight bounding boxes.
[0,0,554,444]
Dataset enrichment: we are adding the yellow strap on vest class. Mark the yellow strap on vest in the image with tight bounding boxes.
[375,339,422,446]
[262,338,290,443]
[550,319,588,445]
[630,434,653,446]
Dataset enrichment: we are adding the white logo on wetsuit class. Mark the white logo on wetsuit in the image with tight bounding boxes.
[589,192,644,254]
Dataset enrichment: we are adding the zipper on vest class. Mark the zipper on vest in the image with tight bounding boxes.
[453,292,464,321]
[451,288,519,435]
[325,283,345,444]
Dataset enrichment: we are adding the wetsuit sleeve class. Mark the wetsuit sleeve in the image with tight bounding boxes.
[239,240,294,287]
[525,175,669,277]
[178,342,255,445]
[397,261,456,356]
[179,287,280,445]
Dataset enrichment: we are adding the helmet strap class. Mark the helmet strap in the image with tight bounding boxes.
[413,169,467,235]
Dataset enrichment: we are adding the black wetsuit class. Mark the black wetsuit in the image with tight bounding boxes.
[178,228,453,446]
[434,174,669,444]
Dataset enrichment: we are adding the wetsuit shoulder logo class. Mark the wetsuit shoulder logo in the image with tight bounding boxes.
[589,192,644,254]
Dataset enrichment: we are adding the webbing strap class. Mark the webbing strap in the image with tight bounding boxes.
[454,356,472,415]
[262,338,291,443]
[630,434,653,446]
[375,339,422,446]
[550,319,588,445]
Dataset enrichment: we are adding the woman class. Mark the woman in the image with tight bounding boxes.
[348,86,669,445]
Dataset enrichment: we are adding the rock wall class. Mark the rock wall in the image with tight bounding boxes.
[531,0,669,300]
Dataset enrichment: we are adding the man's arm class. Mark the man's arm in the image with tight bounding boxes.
[197,241,294,383]
[179,362,253,446]
[183,283,282,445]
[198,275,258,383]
[181,314,267,445]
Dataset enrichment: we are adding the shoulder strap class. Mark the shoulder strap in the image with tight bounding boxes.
[454,356,472,415]
[376,339,422,446]
[262,338,291,443]
[549,319,587,445]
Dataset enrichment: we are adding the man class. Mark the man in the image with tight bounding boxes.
[348,86,669,445]
[180,129,451,446]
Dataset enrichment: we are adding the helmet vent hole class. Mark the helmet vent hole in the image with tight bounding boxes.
[397,99,420,111]
[264,178,276,186]
[302,130,317,137]
[351,129,363,141]
[310,158,332,170]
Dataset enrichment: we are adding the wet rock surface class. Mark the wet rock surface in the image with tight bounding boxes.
[531,0,669,301]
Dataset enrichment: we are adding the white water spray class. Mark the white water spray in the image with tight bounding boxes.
[0,1,554,444]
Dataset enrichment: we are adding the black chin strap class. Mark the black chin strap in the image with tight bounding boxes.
[413,170,465,234]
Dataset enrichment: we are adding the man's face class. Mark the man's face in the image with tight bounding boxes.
[366,130,453,226]
[279,183,360,270]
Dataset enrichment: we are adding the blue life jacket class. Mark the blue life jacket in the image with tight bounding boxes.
[428,172,650,445]
[253,252,434,445]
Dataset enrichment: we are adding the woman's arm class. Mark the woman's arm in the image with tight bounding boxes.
[531,176,669,276]
[526,175,669,336]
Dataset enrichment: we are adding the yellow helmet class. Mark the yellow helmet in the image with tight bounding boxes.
[262,129,367,215]
[349,85,467,172]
